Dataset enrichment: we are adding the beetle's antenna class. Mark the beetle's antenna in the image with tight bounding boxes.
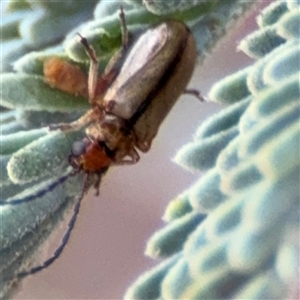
[0,171,76,206]
[77,33,98,101]
[2,173,90,282]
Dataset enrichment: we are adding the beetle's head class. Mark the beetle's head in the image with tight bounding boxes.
[69,137,113,172]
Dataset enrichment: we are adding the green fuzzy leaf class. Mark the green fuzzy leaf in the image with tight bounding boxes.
[0,155,12,185]
[251,74,299,117]
[188,168,226,212]
[1,73,89,112]
[227,220,284,272]
[275,243,299,283]
[13,48,67,75]
[232,272,287,299]
[160,259,193,299]
[257,1,288,27]
[175,126,239,171]
[0,121,24,135]
[277,9,300,39]
[0,128,48,155]
[243,172,299,231]
[264,46,300,83]
[7,131,82,184]
[0,12,29,40]
[196,98,250,139]
[255,122,299,180]
[220,162,263,195]
[19,9,94,48]
[240,102,299,157]
[1,39,29,72]
[238,25,286,59]
[146,212,205,258]
[162,193,193,222]
[124,254,181,300]
[209,67,251,104]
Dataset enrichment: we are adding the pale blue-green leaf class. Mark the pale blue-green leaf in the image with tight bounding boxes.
[240,102,299,157]
[255,122,299,180]
[0,155,12,185]
[256,1,288,27]
[0,110,16,125]
[250,74,299,117]
[0,128,48,155]
[1,39,28,72]
[180,266,241,299]
[124,254,181,300]
[227,220,284,272]
[238,25,286,59]
[263,46,300,83]
[19,8,94,48]
[174,126,239,171]
[145,212,205,258]
[1,121,24,135]
[188,168,226,212]
[231,272,287,300]
[94,0,136,19]
[216,137,240,173]
[277,9,300,39]
[247,40,298,94]
[0,172,81,250]
[187,240,227,277]
[1,73,89,112]
[142,0,216,17]
[275,243,299,283]
[242,171,299,231]
[208,67,251,104]
[195,97,250,139]
[161,259,192,300]
[287,0,300,10]
[13,46,66,74]
[3,0,31,11]
[220,162,262,195]
[7,131,82,184]
[162,192,193,222]
[0,11,30,40]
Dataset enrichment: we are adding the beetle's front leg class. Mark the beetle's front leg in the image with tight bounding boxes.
[77,34,99,102]
[49,108,102,132]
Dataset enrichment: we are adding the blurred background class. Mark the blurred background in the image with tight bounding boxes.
[13,2,270,299]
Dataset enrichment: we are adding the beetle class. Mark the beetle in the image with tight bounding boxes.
[1,7,202,282]
[44,8,201,181]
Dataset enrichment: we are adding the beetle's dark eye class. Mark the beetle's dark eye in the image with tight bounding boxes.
[71,140,88,156]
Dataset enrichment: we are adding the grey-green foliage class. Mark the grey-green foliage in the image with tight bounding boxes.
[125,1,299,299]
[0,0,273,299]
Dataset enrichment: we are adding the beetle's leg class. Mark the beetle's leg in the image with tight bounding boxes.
[77,34,99,102]
[184,89,205,102]
[135,140,152,153]
[119,6,128,49]
[114,147,140,165]
[49,108,102,131]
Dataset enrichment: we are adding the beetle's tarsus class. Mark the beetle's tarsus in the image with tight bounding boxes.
[184,89,205,102]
